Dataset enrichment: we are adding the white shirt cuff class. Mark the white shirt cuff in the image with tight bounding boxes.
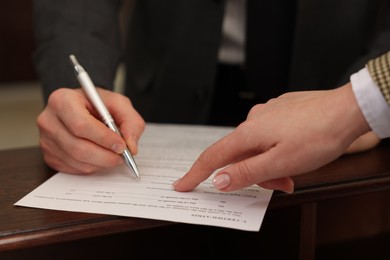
[350,67,390,138]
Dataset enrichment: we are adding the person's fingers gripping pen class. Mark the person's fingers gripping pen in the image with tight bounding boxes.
[101,88,145,155]
[37,89,125,173]
[37,97,105,174]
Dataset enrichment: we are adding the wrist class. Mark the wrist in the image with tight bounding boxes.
[350,67,390,138]
[334,83,371,139]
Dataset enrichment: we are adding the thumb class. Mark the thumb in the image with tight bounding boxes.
[212,147,288,191]
[213,172,294,193]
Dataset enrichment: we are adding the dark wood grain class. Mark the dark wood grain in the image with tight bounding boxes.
[0,147,173,252]
[271,139,390,208]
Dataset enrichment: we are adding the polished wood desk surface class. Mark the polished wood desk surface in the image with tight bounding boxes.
[1,140,390,254]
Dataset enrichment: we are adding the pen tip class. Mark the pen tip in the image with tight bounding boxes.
[133,169,141,180]
[69,54,77,65]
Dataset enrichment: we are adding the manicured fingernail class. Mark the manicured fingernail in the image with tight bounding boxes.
[213,173,231,190]
[111,143,125,154]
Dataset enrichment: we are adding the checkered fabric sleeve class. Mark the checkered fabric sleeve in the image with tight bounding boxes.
[367,51,390,106]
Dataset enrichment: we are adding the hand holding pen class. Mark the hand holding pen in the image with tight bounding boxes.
[36,56,145,176]
[69,55,142,178]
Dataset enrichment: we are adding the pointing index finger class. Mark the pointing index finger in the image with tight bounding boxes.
[173,124,263,191]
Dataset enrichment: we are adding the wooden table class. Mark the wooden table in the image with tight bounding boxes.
[1,140,390,260]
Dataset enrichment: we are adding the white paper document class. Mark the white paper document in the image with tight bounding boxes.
[15,123,273,231]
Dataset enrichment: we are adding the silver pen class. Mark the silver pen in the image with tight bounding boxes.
[69,54,140,179]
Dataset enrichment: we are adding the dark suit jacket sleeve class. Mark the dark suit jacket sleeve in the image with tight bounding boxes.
[339,0,390,86]
[33,0,123,102]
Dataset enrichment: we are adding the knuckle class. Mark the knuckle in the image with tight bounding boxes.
[247,104,262,116]
[67,145,88,162]
[236,161,255,186]
[136,117,146,130]
[266,97,279,104]
[118,94,133,106]
[37,118,58,141]
[235,121,252,135]
[196,151,214,171]
[109,92,132,107]
[105,154,123,167]
[36,112,49,131]
[235,123,257,150]
[78,164,98,175]
[48,88,67,106]
[49,88,81,111]
[68,119,90,137]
